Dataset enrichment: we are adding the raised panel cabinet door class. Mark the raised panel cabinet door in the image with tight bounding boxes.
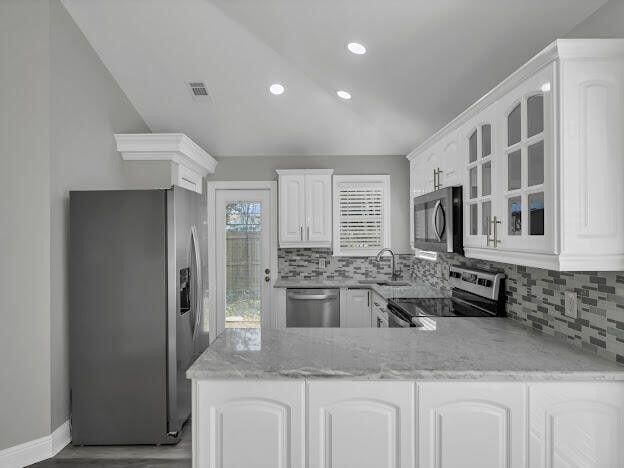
[419,382,526,468]
[305,174,332,244]
[342,289,370,327]
[308,381,415,468]
[528,382,624,468]
[279,174,306,245]
[194,380,305,468]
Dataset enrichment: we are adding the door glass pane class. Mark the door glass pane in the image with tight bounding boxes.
[529,192,545,235]
[528,140,544,186]
[482,201,491,237]
[527,95,544,138]
[508,196,522,236]
[482,161,491,196]
[469,130,477,163]
[470,203,478,235]
[469,167,478,199]
[481,124,491,157]
[508,103,521,146]
[225,201,262,328]
[507,150,521,190]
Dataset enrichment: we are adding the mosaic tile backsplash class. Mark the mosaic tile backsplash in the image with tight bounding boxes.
[278,248,624,365]
[278,248,413,281]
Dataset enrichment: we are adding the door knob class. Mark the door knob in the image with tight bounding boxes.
[265,276,270,282]
[265,268,270,274]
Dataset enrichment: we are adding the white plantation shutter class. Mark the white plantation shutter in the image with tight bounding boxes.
[333,175,391,256]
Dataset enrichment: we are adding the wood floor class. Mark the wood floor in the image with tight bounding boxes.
[30,423,191,468]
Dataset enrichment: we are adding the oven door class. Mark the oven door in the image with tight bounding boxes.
[387,305,414,328]
[413,188,452,252]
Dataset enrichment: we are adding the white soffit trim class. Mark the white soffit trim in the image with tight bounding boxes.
[115,133,218,175]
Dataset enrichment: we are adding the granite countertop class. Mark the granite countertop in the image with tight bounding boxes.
[273,278,448,300]
[187,319,624,381]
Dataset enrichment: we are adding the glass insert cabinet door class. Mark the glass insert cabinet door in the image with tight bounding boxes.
[498,63,554,252]
[464,115,495,249]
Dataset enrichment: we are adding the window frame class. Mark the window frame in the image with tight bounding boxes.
[332,174,391,257]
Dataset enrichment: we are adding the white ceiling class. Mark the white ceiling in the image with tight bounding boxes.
[62,0,606,157]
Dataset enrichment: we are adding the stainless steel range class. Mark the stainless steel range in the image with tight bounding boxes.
[387,266,505,327]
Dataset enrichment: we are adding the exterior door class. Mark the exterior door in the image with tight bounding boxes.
[216,189,272,330]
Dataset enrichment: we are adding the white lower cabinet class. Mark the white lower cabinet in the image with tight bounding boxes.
[419,382,526,468]
[307,381,415,468]
[528,382,624,468]
[193,380,305,468]
[193,380,624,468]
[341,288,371,327]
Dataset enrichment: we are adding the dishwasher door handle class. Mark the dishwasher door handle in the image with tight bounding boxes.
[287,293,333,300]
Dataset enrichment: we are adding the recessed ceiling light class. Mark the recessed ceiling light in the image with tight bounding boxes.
[269,83,285,95]
[540,82,551,92]
[336,90,351,100]
[347,42,366,55]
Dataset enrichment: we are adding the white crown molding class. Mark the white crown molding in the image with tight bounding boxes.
[275,169,334,175]
[0,420,70,467]
[406,39,624,162]
[115,133,218,175]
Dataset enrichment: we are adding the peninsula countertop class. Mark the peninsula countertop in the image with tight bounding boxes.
[186,319,624,381]
[273,278,448,300]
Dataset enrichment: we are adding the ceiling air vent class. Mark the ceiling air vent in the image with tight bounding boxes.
[188,81,212,102]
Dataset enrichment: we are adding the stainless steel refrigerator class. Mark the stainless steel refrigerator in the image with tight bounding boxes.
[69,187,209,445]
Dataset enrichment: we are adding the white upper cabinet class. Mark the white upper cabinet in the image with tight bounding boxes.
[408,39,624,270]
[277,170,333,248]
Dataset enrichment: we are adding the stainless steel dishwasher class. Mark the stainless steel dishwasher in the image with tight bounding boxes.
[286,288,340,327]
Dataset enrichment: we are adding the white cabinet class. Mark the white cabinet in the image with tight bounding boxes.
[193,380,305,468]
[307,381,415,468]
[193,379,624,468]
[277,170,333,248]
[528,382,624,468]
[419,382,526,468]
[408,39,624,270]
[370,291,388,327]
[341,288,371,327]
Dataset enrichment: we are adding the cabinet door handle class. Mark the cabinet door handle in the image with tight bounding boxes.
[300,225,303,240]
[490,216,502,247]
[307,226,310,241]
[486,216,492,246]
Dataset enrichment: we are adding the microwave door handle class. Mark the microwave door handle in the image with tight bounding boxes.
[432,200,443,241]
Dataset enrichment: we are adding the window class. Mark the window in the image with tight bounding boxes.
[333,175,391,256]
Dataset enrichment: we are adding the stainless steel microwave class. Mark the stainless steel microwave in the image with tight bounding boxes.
[413,186,463,253]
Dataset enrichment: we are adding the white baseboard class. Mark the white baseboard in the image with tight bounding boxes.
[0,420,70,468]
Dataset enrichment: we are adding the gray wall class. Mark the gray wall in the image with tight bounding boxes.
[566,0,624,37]
[1,0,168,450]
[49,0,169,431]
[0,0,52,450]
[208,155,411,253]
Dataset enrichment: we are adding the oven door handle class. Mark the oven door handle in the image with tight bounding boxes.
[432,200,445,241]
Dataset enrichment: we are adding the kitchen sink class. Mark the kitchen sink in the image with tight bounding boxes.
[357,280,411,287]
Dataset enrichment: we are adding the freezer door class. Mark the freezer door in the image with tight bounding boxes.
[166,186,209,435]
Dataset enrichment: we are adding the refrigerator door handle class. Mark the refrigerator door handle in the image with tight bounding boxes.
[190,225,202,341]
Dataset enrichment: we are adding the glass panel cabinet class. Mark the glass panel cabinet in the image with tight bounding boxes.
[463,113,496,249]
[496,63,553,253]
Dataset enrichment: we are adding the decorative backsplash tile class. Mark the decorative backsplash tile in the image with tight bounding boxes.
[278,248,624,365]
[409,253,624,365]
[278,248,413,281]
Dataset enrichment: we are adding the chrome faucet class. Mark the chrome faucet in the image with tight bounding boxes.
[376,248,400,281]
